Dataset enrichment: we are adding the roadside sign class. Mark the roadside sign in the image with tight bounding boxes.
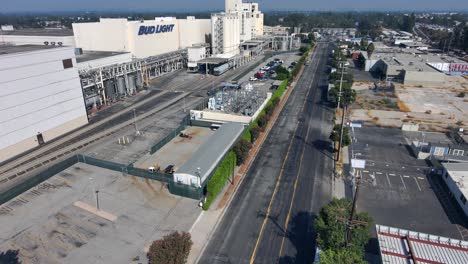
[351,159,366,169]
[350,122,362,128]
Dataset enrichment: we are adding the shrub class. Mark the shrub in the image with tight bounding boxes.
[257,114,269,129]
[250,125,262,143]
[203,151,236,210]
[233,138,252,166]
[147,231,192,264]
[457,91,466,98]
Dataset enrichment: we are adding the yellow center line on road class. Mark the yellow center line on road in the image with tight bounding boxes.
[249,44,322,264]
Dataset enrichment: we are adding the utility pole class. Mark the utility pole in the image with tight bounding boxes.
[336,57,347,163]
[336,170,368,246]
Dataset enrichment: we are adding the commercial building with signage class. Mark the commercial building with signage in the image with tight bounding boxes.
[73,17,211,58]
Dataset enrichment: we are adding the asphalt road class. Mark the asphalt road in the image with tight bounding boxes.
[200,42,335,264]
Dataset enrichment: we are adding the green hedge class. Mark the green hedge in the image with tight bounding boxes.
[202,151,237,210]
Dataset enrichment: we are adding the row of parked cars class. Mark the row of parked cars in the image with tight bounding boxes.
[250,58,285,81]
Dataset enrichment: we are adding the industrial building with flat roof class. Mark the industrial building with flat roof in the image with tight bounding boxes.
[357,44,468,85]
[0,27,75,46]
[376,224,468,264]
[0,45,88,162]
[72,17,211,58]
[174,122,244,187]
[442,163,468,217]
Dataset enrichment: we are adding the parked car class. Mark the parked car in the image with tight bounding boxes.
[164,165,175,174]
[249,76,258,81]
[291,61,297,66]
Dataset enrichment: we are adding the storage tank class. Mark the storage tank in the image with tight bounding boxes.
[85,94,101,108]
[105,79,116,100]
[117,77,126,95]
[136,73,143,89]
[127,74,136,94]
[280,38,287,51]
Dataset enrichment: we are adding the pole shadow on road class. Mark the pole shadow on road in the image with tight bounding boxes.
[278,211,316,264]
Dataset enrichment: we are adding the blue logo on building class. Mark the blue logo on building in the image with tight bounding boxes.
[138,24,175,36]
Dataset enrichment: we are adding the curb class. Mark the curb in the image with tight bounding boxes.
[191,48,316,263]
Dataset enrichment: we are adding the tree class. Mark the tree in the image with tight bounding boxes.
[299,46,308,53]
[366,43,375,59]
[359,39,368,51]
[257,114,269,129]
[147,231,192,264]
[250,125,262,143]
[314,198,373,253]
[329,124,351,147]
[233,138,252,165]
[308,32,316,42]
[319,248,366,264]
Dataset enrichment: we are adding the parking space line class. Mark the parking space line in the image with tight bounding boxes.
[386,173,392,187]
[403,175,410,178]
[363,170,369,173]
[414,178,422,191]
[389,173,396,176]
[400,175,407,190]
[417,177,425,180]
[376,172,383,175]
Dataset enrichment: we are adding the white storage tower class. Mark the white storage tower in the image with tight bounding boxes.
[0,45,88,162]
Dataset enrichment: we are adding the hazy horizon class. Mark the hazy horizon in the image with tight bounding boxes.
[0,0,467,13]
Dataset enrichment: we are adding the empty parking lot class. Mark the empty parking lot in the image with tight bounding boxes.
[350,126,467,240]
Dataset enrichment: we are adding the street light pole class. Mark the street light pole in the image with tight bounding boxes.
[133,108,140,136]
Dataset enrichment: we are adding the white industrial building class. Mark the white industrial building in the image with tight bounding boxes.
[73,16,211,58]
[211,0,264,56]
[0,27,75,46]
[173,122,244,187]
[442,163,468,217]
[0,45,88,162]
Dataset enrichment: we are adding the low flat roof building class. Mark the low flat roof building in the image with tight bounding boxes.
[173,122,244,187]
[376,224,468,263]
[442,163,468,217]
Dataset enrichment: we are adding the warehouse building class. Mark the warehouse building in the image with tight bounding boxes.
[73,16,211,58]
[0,27,75,46]
[0,45,88,162]
[173,122,244,187]
[376,224,468,263]
[442,163,468,218]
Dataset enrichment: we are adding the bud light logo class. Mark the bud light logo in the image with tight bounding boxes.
[138,24,175,36]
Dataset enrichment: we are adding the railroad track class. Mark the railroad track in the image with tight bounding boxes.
[0,52,276,188]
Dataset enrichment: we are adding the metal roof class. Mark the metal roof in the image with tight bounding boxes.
[376,225,468,264]
[175,122,244,183]
[76,50,130,63]
[442,163,468,198]
[0,44,62,55]
[0,28,73,36]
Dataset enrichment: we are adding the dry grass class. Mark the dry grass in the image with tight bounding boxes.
[397,100,411,112]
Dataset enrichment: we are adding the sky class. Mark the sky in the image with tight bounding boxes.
[0,0,466,13]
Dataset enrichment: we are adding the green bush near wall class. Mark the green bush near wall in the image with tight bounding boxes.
[202,151,237,210]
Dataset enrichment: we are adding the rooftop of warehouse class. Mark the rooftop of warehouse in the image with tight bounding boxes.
[0,28,73,36]
[376,224,468,264]
[76,50,131,63]
[442,163,468,197]
[0,44,62,55]
[175,122,245,183]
